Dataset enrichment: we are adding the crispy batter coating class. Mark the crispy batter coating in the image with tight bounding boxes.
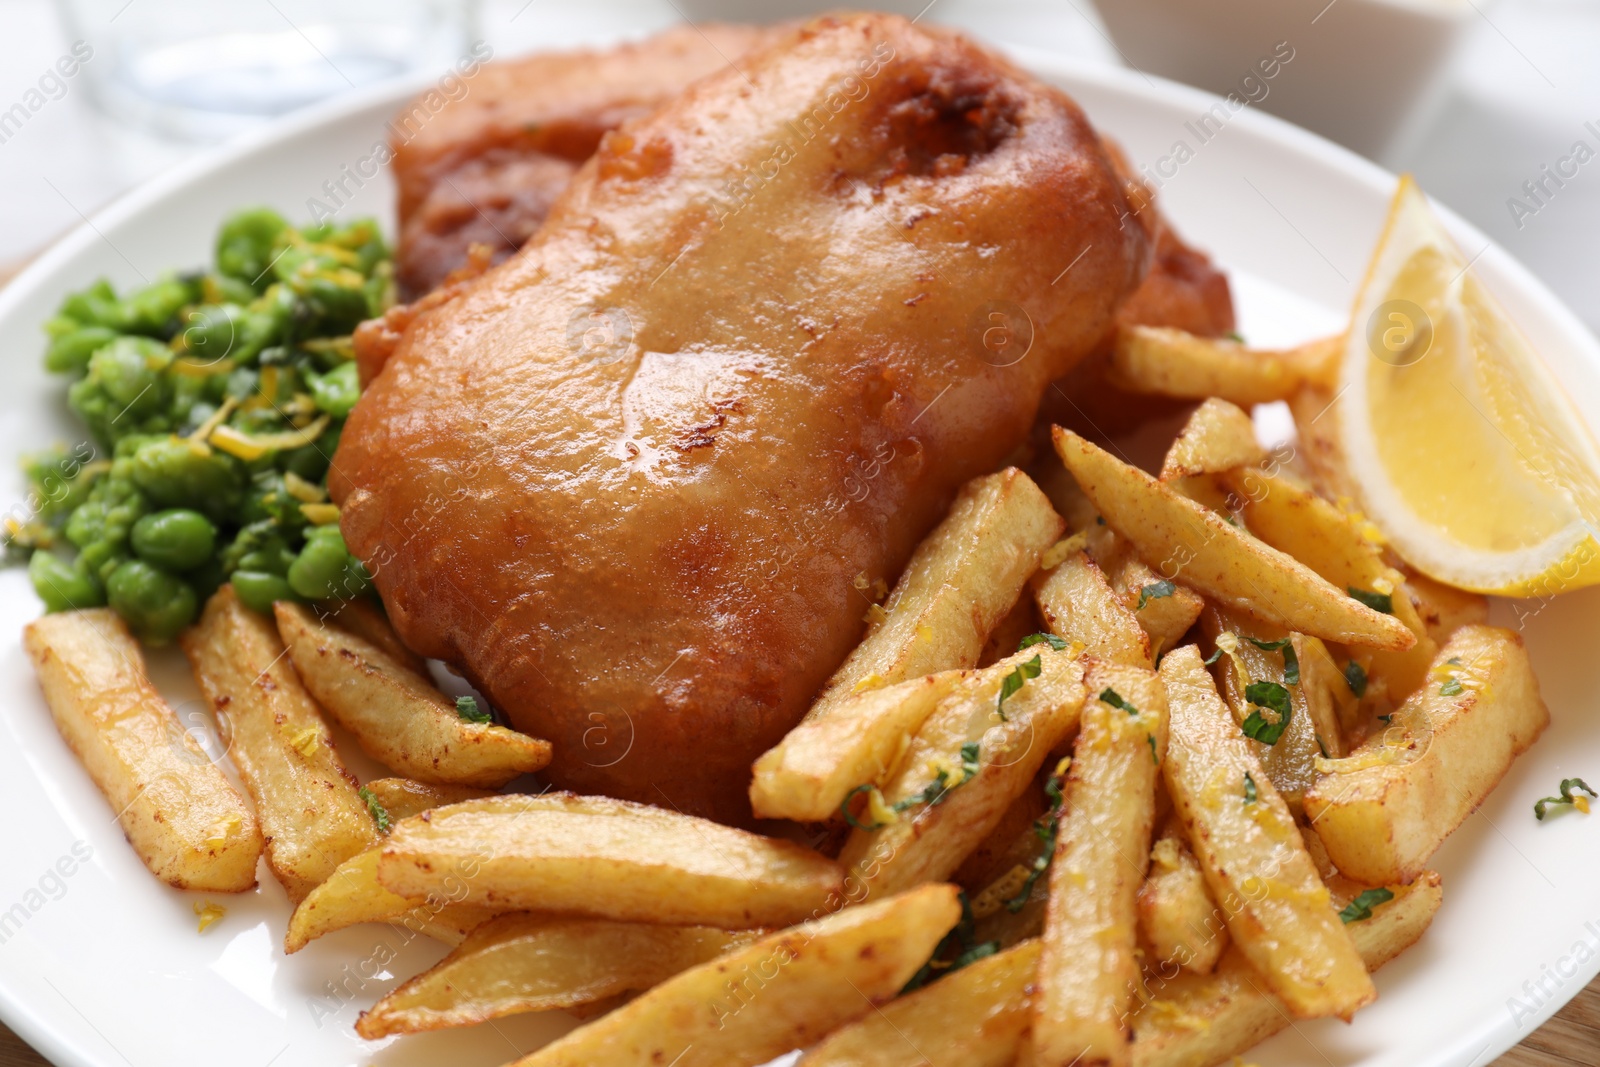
[333,14,1151,821]
[391,24,778,298]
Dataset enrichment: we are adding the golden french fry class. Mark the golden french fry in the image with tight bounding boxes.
[284,847,496,953]
[377,793,843,927]
[1032,661,1168,1067]
[837,648,1086,899]
[1225,467,1437,703]
[1404,570,1491,645]
[275,602,551,787]
[23,609,262,892]
[801,872,1440,1067]
[506,884,962,1067]
[1201,607,1341,812]
[1033,550,1150,667]
[1286,382,1360,504]
[183,585,374,901]
[1113,557,1205,660]
[357,914,755,1037]
[322,595,429,676]
[1109,325,1340,406]
[980,596,1045,667]
[798,938,1040,1067]
[1305,626,1549,885]
[360,777,493,822]
[1160,397,1266,481]
[1159,645,1374,1020]
[804,469,1063,724]
[1139,816,1228,975]
[1130,872,1442,1067]
[1053,426,1414,651]
[751,671,961,823]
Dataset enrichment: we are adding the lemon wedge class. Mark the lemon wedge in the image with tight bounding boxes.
[1337,175,1600,596]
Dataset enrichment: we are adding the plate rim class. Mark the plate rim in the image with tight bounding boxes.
[0,39,1595,1067]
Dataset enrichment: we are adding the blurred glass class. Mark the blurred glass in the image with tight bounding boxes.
[56,0,477,141]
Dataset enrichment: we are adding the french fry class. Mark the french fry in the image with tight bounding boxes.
[1201,608,1344,812]
[1304,626,1550,885]
[1108,325,1340,406]
[798,938,1041,1067]
[23,609,262,892]
[1032,661,1168,1067]
[1053,426,1414,651]
[804,469,1063,724]
[377,793,844,927]
[981,596,1045,667]
[183,585,374,901]
[360,777,493,821]
[751,671,961,822]
[1158,645,1374,1020]
[506,884,962,1067]
[1159,397,1266,481]
[1139,816,1228,975]
[1033,550,1150,667]
[284,847,497,952]
[1113,557,1205,659]
[1404,570,1491,645]
[322,595,429,676]
[800,873,1441,1067]
[1225,467,1437,703]
[357,914,755,1037]
[837,648,1086,899]
[275,602,551,787]
[284,776,494,952]
[1130,872,1443,1067]
[1286,383,1360,503]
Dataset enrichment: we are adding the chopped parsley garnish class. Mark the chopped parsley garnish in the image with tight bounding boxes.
[1099,687,1138,715]
[1339,887,1394,923]
[1439,677,1463,697]
[1148,734,1159,765]
[997,654,1043,721]
[1241,681,1292,745]
[1136,580,1176,610]
[1243,771,1258,804]
[1241,635,1300,685]
[902,891,998,992]
[1316,735,1330,759]
[1534,778,1597,821]
[1017,632,1068,652]
[1005,762,1069,913]
[358,786,391,834]
[1344,661,1368,698]
[1203,646,1226,666]
[1225,330,1246,344]
[1095,516,1106,525]
[1376,714,1393,725]
[842,743,982,830]
[455,695,493,724]
[1347,587,1393,614]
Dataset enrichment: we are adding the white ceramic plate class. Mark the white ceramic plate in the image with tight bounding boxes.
[1,42,1598,1067]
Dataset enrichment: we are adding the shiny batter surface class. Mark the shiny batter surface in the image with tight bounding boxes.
[332,14,1151,820]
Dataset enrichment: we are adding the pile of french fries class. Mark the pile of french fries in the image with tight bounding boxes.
[22,321,1553,1067]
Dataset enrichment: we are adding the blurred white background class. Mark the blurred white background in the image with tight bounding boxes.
[0,0,1596,334]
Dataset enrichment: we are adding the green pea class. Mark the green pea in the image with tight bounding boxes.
[28,552,105,612]
[307,361,360,418]
[120,276,197,335]
[287,526,369,600]
[131,508,217,571]
[58,279,124,329]
[231,570,297,613]
[45,325,119,377]
[106,559,197,644]
[216,208,290,288]
[129,437,244,520]
[92,336,172,408]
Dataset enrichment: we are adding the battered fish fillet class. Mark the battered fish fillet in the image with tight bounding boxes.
[392,24,777,298]
[332,14,1152,822]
